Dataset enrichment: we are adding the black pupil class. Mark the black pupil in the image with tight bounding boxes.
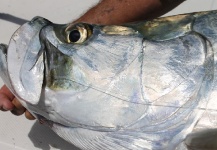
[69,30,80,42]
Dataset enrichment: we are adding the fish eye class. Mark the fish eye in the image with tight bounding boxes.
[66,24,93,44]
[69,30,81,43]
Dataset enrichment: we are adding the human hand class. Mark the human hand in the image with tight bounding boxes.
[0,85,35,120]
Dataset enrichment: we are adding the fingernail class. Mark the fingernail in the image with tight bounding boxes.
[3,106,13,111]
[2,106,9,111]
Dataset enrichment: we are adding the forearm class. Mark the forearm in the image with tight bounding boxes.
[74,0,185,25]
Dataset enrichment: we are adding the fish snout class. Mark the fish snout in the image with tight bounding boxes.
[6,17,51,105]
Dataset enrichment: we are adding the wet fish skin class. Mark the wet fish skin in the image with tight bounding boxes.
[0,10,217,150]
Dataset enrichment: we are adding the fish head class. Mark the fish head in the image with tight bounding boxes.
[1,11,217,150]
[1,17,144,130]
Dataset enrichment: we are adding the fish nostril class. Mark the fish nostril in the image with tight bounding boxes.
[30,16,44,23]
[29,16,52,26]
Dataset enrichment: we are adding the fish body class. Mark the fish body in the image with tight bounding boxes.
[0,10,217,150]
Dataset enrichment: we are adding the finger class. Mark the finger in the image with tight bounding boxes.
[0,96,14,111]
[11,98,26,116]
[0,85,15,100]
[25,110,36,120]
[0,92,14,111]
[0,85,15,111]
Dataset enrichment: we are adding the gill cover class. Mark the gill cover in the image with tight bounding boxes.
[7,17,50,104]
